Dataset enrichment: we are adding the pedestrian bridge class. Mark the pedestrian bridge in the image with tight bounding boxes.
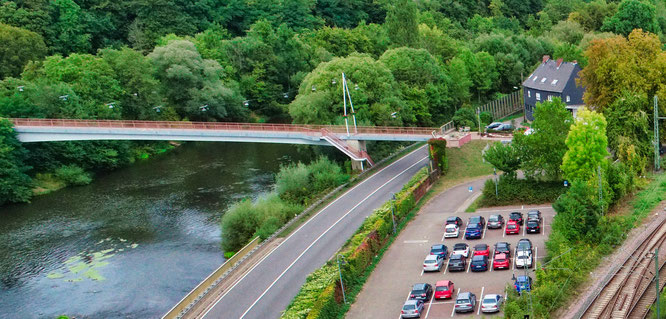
[10,118,443,167]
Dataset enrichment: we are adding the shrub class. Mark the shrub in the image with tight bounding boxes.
[54,165,92,186]
[480,176,565,206]
[275,163,311,204]
[452,107,477,129]
[479,111,493,126]
[427,138,447,174]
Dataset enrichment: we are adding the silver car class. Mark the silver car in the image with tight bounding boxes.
[401,299,424,318]
[454,292,477,313]
[423,254,444,272]
[481,294,503,313]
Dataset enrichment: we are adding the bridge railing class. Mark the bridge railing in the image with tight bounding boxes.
[9,118,439,136]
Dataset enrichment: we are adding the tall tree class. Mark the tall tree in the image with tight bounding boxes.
[0,23,47,79]
[568,0,618,32]
[46,0,92,54]
[385,0,419,47]
[0,118,32,205]
[604,92,650,173]
[601,0,660,36]
[561,107,609,183]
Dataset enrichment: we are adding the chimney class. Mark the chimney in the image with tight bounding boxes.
[542,55,550,63]
[556,58,563,68]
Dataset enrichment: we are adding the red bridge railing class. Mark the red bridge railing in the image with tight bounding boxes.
[9,118,438,136]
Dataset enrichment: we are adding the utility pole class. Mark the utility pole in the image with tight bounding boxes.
[655,96,662,171]
[656,248,660,319]
[598,165,603,215]
[477,107,482,134]
[494,168,498,198]
[336,254,347,304]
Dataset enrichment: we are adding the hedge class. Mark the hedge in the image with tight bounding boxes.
[282,166,433,319]
[480,176,565,207]
[428,138,447,174]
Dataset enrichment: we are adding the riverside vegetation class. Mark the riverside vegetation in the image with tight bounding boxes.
[6,0,666,205]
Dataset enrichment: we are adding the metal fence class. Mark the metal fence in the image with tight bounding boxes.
[479,90,524,120]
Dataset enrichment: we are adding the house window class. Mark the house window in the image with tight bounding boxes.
[551,79,558,86]
[528,90,531,98]
[533,76,537,82]
[536,93,541,101]
[566,95,571,102]
[548,95,553,101]
[540,77,547,83]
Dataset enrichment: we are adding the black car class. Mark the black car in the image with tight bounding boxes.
[494,242,511,257]
[469,216,486,229]
[527,210,542,223]
[470,255,489,272]
[526,220,541,233]
[446,216,463,227]
[517,239,533,252]
[430,244,448,259]
[410,283,433,301]
[509,212,524,225]
[448,254,467,271]
[487,214,504,229]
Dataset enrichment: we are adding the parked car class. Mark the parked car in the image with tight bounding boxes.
[446,216,463,227]
[526,219,541,233]
[444,224,460,238]
[515,276,533,294]
[487,214,504,229]
[410,283,433,301]
[527,210,542,222]
[505,221,520,235]
[473,244,490,256]
[509,212,524,225]
[469,216,486,228]
[454,292,477,313]
[523,128,535,135]
[430,244,448,259]
[494,242,511,257]
[448,254,467,272]
[423,254,444,272]
[515,250,533,268]
[465,224,483,239]
[485,122,503,130]
[481,294,504,313]
[493,253,510,270]
[452,243,469,258]
[517,238,533,252]
[471,255,489,272]
[494,124,515,131]
[401,299,424,318]
[434,280,455,299]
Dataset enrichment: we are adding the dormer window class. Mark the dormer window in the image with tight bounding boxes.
[532,76,537,82]
[551,79,558,86]
[540,77,547,83]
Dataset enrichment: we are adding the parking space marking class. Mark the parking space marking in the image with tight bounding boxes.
[404,240,429,244]
[475,206,551,213]
[466,255,472,273]
[502,222,507,238]
[523,222,526,236]
[420,268,424,277]
[482,225,487,239]
[441,230,446,242]
[451,288,460,317]
[513,247,517,270]
[424,297,434,319]
[444,259,449,274]
[477,286,485,315]
[430,301,454,305]
[490,249,494,272]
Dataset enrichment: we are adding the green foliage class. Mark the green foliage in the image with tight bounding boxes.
[0,23,46,79]
[547,20,584,45]
[568,0,618,32]
[276,157,349,205]
[479,111,493,126]
[480,176,565,206]
[483,142,522,176]
[551,180,601,242]
[385,0,419,47]
[561,108,609,183]
[0,118,32,205]
[601,0,660,36]
[604,92,651,174]
[54,165,92,186]
[428,138,447,173]
[452,107,477,129]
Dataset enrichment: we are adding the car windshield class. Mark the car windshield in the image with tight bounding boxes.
[483,298,497,304]
[403,305,416,310]
[508,224,517,229]
[518,255,529,259]
[470,217,481,223]
[446,227,456,232]
[454,244,466,250]
[431,247,444,253]
[450,254,461,260]
[497,244,508,249]
[489,215,499,221]
[456,299,470,304]
[510,213,521,218]
[472,256,484,261]
[528,221,538,226]
[518,241,531,249]
[475,245,487,250]
[425,259,436,264]
[436,286,449,291]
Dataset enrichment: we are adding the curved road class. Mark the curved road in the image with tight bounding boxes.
[200,146,429,319]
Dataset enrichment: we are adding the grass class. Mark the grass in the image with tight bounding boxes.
[465,194,484,212]
[426,140,494,198]
[33,173,66,195]
[276,142,425,238]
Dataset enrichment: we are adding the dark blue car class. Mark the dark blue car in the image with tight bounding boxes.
[470,255,488,272]
[465,225,483,239]
[430,244,448,259]
[515,275,533,294]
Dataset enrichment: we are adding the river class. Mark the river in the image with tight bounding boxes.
[0,142,316,319]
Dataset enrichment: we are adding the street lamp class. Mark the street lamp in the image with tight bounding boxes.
[59,95,69,101]
[331,79,337,85]
[153,106,162,113]
[391,193,397,234]
[243,100,250,107]
[336,254,347,304]
[312,85,317,92]
[390,112,398,119]
[106,102,115,109]
[283,92,289,99]
[200,104,209,112]
[17,86,24,92]
[494,168,498,198]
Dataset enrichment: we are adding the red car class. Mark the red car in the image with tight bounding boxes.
[434,280,455,299]
[505,221,520,235]
[473,243,490,256]
[493,253,510,270]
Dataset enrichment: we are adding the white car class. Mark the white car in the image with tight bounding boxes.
[515,250,533,268]
[423,254,444,272]
[444,224,459,238]
[524,128,535,135]
[481,294,504,313]
[452,243,469,258]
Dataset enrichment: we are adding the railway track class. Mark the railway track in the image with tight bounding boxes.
[579,218,666,319]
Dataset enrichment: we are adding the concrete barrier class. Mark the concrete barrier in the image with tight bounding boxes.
[162,236,261,319]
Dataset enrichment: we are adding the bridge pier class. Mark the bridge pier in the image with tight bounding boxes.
[346,140,368,171]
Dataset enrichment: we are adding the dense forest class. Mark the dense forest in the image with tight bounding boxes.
[1,0,666,205]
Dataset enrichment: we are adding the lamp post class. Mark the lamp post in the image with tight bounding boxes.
[336,254,347,304]
[390,193,398,234]
[493,168,498,198]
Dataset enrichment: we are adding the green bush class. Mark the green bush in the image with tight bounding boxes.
[452,107,477,129]
[54,165,93,186]
[479,111,493,126]
[427,138,447,174]
[276,157,350,205]
[480,176,565,206]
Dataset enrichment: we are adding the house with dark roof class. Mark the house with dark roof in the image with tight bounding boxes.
[522,56,584,121]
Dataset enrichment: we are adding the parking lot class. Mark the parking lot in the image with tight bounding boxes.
[346,179,555,319]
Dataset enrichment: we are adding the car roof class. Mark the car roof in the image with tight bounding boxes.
[425,254,439,260]
[507,220,517,225]
[495,253,507,259]
[447,216,459,221]
[446,224,457,228]
[484,294,501,298]
[453,243,468,249]
[431,244,445,249]
[458,292,471,298]
[475,244,488,249]
[404,299,419,305]
[436,280,451,286]
[472,255,486,260]
[450,254,463,259]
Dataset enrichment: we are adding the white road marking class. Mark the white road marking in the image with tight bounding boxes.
[441,229,447,242]
[237,156,429,319]
[523,222,526,236]
[451,288,460,317]
[490,249,495,272]
[502,222,507,238]
[404,240,429,244]
[430,301,454,305]
[513,248,517,270]
[535,247,538,269]
[424,296,434,319]
[444,259,449,274]
[463,221,468,238]
[482,224,487,239]
[475,206,551,213]
[202,147,427,318]
[477,286,485,315]
[421,268,424,276]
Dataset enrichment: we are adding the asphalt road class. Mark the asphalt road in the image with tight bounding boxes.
[200,146,429,319]
[347,178,555,319]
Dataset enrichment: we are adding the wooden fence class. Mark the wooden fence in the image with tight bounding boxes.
[480,90,524,120]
